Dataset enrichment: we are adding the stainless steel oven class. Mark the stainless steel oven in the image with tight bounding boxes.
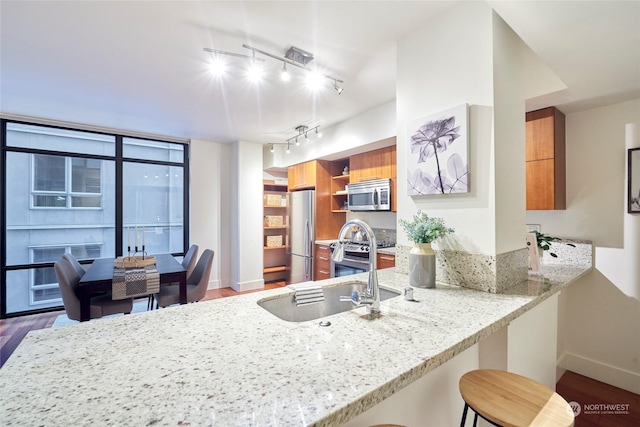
[331,254,370,277]
[329,241,394,278]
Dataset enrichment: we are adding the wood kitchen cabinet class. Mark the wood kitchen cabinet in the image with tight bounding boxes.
[376,253,395,269]
[526,107,566,210]
[287,161,317,191]
[349,142,397,211]
[349,143,396,183]
[314,244,332,281]
[287,160,345,242]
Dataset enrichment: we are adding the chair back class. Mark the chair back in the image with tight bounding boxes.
[54,258,83,321]
[187,249,214,303]
[62,253,86,278]
[182,244,199,277]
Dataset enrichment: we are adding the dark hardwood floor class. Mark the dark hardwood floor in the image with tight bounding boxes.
[556,370,640,427]
[2,282,638,427]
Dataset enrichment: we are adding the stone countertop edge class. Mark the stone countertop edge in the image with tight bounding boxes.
[312,264,593,426]
[0,263,591,427]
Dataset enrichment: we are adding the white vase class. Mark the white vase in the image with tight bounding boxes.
[409,242,436,288]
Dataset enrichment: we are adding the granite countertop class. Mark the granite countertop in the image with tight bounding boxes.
[0,264,591,426]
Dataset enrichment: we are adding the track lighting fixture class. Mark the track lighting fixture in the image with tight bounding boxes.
[268,124,322,154]
[333,79,344,95]
[203,45,344,93]
[280,62,290,82]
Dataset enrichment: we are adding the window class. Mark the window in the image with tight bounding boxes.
[32,154,103,208]
[2,120,189,317]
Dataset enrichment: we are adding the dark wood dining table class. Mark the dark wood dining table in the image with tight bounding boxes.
[77,254,187,321]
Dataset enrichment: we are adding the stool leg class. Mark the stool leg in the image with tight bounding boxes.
[473,412,478,427]
[460,402,469,427]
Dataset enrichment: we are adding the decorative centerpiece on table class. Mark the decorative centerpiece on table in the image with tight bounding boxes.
[400,211,454,288]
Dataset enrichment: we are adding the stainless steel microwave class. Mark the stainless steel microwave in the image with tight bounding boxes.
[347,178,391,211]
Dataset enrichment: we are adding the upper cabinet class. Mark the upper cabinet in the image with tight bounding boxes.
[288,161,317,191]
[349,143,397,212]
[526,107,566,210]
[349,144,396,183]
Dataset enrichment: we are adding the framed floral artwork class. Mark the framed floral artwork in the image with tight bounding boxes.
[629,148,640,213]
[407,103,469,195]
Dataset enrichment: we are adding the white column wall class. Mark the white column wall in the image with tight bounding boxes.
[397,1,497,255]
[189,139,232,289]
[231,140,265,292]
[491,12,527,254]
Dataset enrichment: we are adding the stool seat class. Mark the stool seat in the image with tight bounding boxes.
[459,369,574,427]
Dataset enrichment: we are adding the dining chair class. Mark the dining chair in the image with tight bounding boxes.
[55,257,133,321]
[62,253,86,279]
[147,244,200,310]
[154,249,214,309]
[182,244,199,277]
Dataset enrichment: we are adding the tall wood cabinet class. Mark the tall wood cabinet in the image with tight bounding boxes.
[287,160,345,241]
[526,107,566,210]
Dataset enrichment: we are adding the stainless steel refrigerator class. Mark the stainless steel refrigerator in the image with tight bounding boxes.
[287,190,315,284]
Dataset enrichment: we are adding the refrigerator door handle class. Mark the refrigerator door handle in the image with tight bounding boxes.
[304,256,310,280]
[304,219,311,257]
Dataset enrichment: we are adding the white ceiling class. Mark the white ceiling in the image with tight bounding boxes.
[1,1,639,144]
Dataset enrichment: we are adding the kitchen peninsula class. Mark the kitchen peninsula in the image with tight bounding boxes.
[0,262,591,426]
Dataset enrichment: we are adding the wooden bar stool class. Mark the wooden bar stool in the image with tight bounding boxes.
[459,369,574,427]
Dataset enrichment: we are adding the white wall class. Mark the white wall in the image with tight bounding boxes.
[190,139,231,289]
[264,101,397,169]
[526,98,640,393]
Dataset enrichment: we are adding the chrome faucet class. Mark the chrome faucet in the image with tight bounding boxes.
[334,219,380,315]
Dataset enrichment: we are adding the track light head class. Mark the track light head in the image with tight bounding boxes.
[333,80,344,95]
[270,144,274,153]
[280,62,290,82]
[286,143,290,154]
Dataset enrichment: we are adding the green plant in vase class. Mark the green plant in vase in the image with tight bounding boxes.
[400,211,454,288]
[399,211,454,244]
[533,231,576,258]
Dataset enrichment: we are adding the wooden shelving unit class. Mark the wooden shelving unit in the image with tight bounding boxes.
[331,159,350,213]
[263,182,289,283]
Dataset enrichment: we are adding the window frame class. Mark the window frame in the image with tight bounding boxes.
[1,118,190,318]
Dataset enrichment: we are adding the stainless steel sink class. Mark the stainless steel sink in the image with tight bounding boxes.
[257,281,401,322]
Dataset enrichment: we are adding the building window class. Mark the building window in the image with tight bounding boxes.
[29,244,102,305]
[31,154,103,209]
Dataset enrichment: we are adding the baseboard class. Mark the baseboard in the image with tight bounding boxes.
[232,278,264,292]
[206,279,221,290]
[558,351,640,394]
